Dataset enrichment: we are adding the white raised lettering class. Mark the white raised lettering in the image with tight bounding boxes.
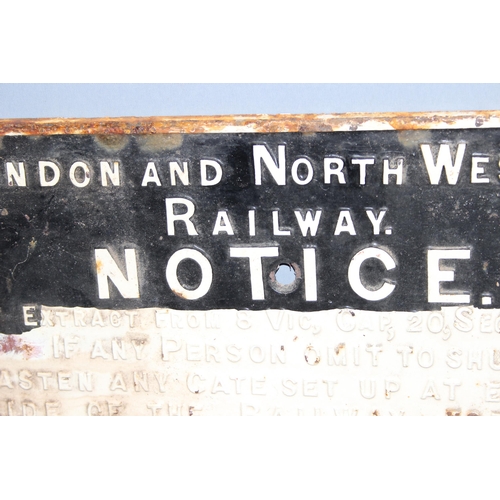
[324,158,346,184]
[69,161,90,188]
[383,158,403,185]
[169,161,189,186]
[471,156,489,183]
[95,248,140,299]
[291,158,313,185]
[141,161,161,186]
[100,161,120,186]
[39,161,60,187]
[166,248,213,300]
[366,209,387,235]
[253,144,286,185]
[427,249,471,303]
[303,248,317,301]
[212,211,235,235]
[334,210,356,235]
[294,210,322,237]
[229,246,279,300]
[6,161,26,186]
[165,198,198,236]
[421,143,466,185]
[348,247,396,301]
[351,158,374,185]
[200,159,222,186]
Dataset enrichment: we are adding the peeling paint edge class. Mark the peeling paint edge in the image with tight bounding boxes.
[0,111,498,136]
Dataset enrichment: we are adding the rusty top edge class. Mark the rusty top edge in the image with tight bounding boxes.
[0,111,498,135]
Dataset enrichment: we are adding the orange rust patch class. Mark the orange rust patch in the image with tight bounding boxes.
[0,336,38,358]
[445,408,461,416]
[95,259,104,274]
[21,343,34,357]
[0,335,24,354]
[335,343,345,355]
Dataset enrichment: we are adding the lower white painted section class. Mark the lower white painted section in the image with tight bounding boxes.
[1,306,500,416]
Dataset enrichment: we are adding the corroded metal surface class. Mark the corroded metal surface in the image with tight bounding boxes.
[0,111,500,136]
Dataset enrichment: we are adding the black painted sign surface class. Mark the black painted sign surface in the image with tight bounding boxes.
[1,129,499,333]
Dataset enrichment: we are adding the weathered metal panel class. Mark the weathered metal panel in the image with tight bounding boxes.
[1,111,500,415]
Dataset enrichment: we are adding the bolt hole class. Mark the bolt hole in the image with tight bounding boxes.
[275,263,296,285]
[268,260,301,294]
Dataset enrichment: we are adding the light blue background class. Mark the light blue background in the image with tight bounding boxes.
[0,84,498,118]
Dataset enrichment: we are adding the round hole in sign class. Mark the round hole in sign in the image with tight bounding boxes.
[276,263,295,285]
[269,260,301,294]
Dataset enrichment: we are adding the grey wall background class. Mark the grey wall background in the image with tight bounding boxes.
[0,84,498,118]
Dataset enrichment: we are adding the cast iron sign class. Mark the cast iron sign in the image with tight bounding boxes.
[2,112,500,416]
